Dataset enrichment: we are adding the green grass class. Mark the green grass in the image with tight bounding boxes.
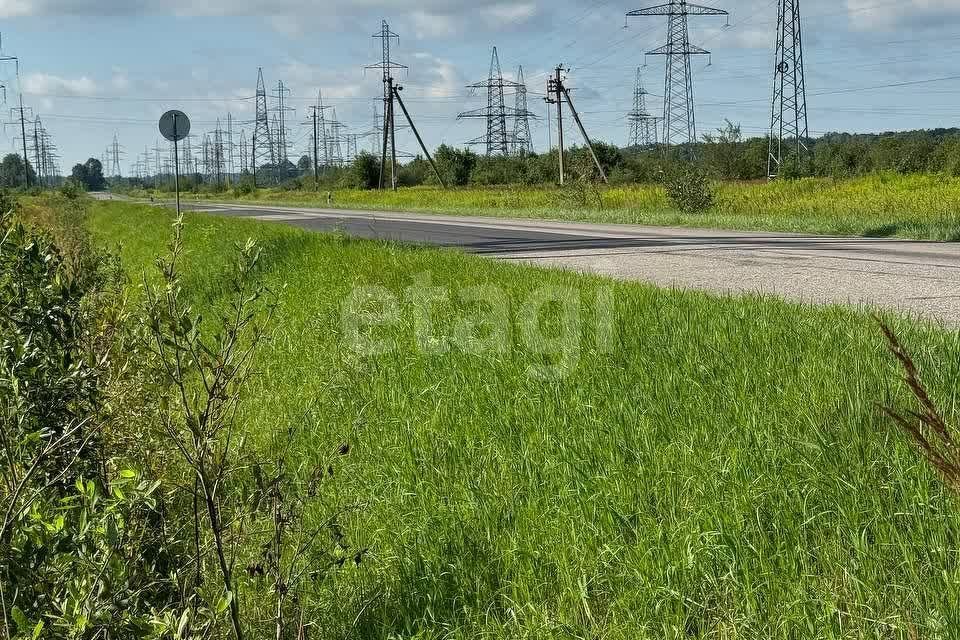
[91,199,960,638]
[140,172,960,240]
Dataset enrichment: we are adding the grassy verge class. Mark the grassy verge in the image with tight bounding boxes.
[91,199,960,637]
[131,172,960,240]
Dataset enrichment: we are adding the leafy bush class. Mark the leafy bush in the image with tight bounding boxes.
[1,198,362,639]
[0,208,178,638]
[663,163,714,213]
[233,174,256,197]
[349,152,381,190]
[434,145,477,187]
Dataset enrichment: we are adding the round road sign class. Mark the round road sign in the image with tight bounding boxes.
[159,110,191,142]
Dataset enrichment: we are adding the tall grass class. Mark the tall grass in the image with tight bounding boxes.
[163,172,960,240]
[90,200,960,638]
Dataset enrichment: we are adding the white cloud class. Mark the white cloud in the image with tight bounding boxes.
[22,72,97,96]
[409,52,463,98]
[482,2,537,24]
[0,0,32,17]
[846,0,960,30]
[0,0,540,19]
[411,10,459,39]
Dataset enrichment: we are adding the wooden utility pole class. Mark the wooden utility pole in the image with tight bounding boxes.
[546,66,565,185]
[306,105,320,190]
[547,65,608,185]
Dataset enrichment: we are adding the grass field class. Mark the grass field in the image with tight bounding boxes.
[90,199,960,638]
[137,172,960,240]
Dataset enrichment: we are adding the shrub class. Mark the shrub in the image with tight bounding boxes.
[0,209,178,638]
[663,163,714,213]
[349,152,381,190]
[1,199,362,639]
[233,174,256,197]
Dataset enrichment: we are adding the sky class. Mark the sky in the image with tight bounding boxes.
[1,0,960,172]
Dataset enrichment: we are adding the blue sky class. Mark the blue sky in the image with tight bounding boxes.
[1,0,960,171]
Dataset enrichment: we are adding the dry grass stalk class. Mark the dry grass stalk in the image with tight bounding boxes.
[879,319,960,493]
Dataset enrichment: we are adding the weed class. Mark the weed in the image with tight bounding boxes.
[663,163,715,213]
[880,320,960,493]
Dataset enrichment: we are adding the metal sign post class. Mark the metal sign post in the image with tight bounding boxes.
[159,110,191,216]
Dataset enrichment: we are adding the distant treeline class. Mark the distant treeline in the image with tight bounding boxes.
[117,124,960,193]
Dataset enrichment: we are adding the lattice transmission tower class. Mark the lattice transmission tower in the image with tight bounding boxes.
[108,134,123,177]
[327,107,345,168]
[768,0,808,178]
[251,67,274,184]
[512,66,534,155]
[627,1,728,150]
[366,19,445,189]
[458,47,533,156]
[271,80,293,165]
[367,19,406,189]
[626,67,659,148]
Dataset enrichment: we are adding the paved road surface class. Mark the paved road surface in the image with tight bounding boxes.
[123,198,960,324]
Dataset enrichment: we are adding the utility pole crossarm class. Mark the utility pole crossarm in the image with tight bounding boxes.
[628,3,727,15]
[457,106,531,119]
[646,43,710,55]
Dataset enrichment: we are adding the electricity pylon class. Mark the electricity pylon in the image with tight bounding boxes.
[512,66,534,155]
[627,1,728,151]
[458,47,534,156]
[626,67,659,149]
[108,133,123,177]
[251,67,274,185]
[768,0,808,178]
[366,19,445,190]
[271,80,293,165]
[367,19,407,189]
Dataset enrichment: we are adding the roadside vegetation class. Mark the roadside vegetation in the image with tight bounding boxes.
[6,192,960,637]
[131,172,960,241]
[112,124,960,240]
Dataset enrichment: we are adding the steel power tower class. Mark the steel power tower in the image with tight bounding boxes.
[626,67,659,148]
[108,134,123,178]
[768,0,808,178]
[251,68,274,185]
[627,1,728,150]
[367,19,406,189]
[458,47,533,156]
[512,66,534,155]
[366,19,445,190]
[271,80,294,165]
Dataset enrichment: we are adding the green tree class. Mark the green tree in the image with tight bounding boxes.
[434,145,477,186]
[570,141,623,180]
[0,153,36,188]
[349,152,381,189]
[71,158,106,191]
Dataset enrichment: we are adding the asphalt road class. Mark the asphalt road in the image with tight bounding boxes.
[148,199,960,324]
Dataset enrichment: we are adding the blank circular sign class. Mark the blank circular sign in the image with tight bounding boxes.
[159,110,191,142]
